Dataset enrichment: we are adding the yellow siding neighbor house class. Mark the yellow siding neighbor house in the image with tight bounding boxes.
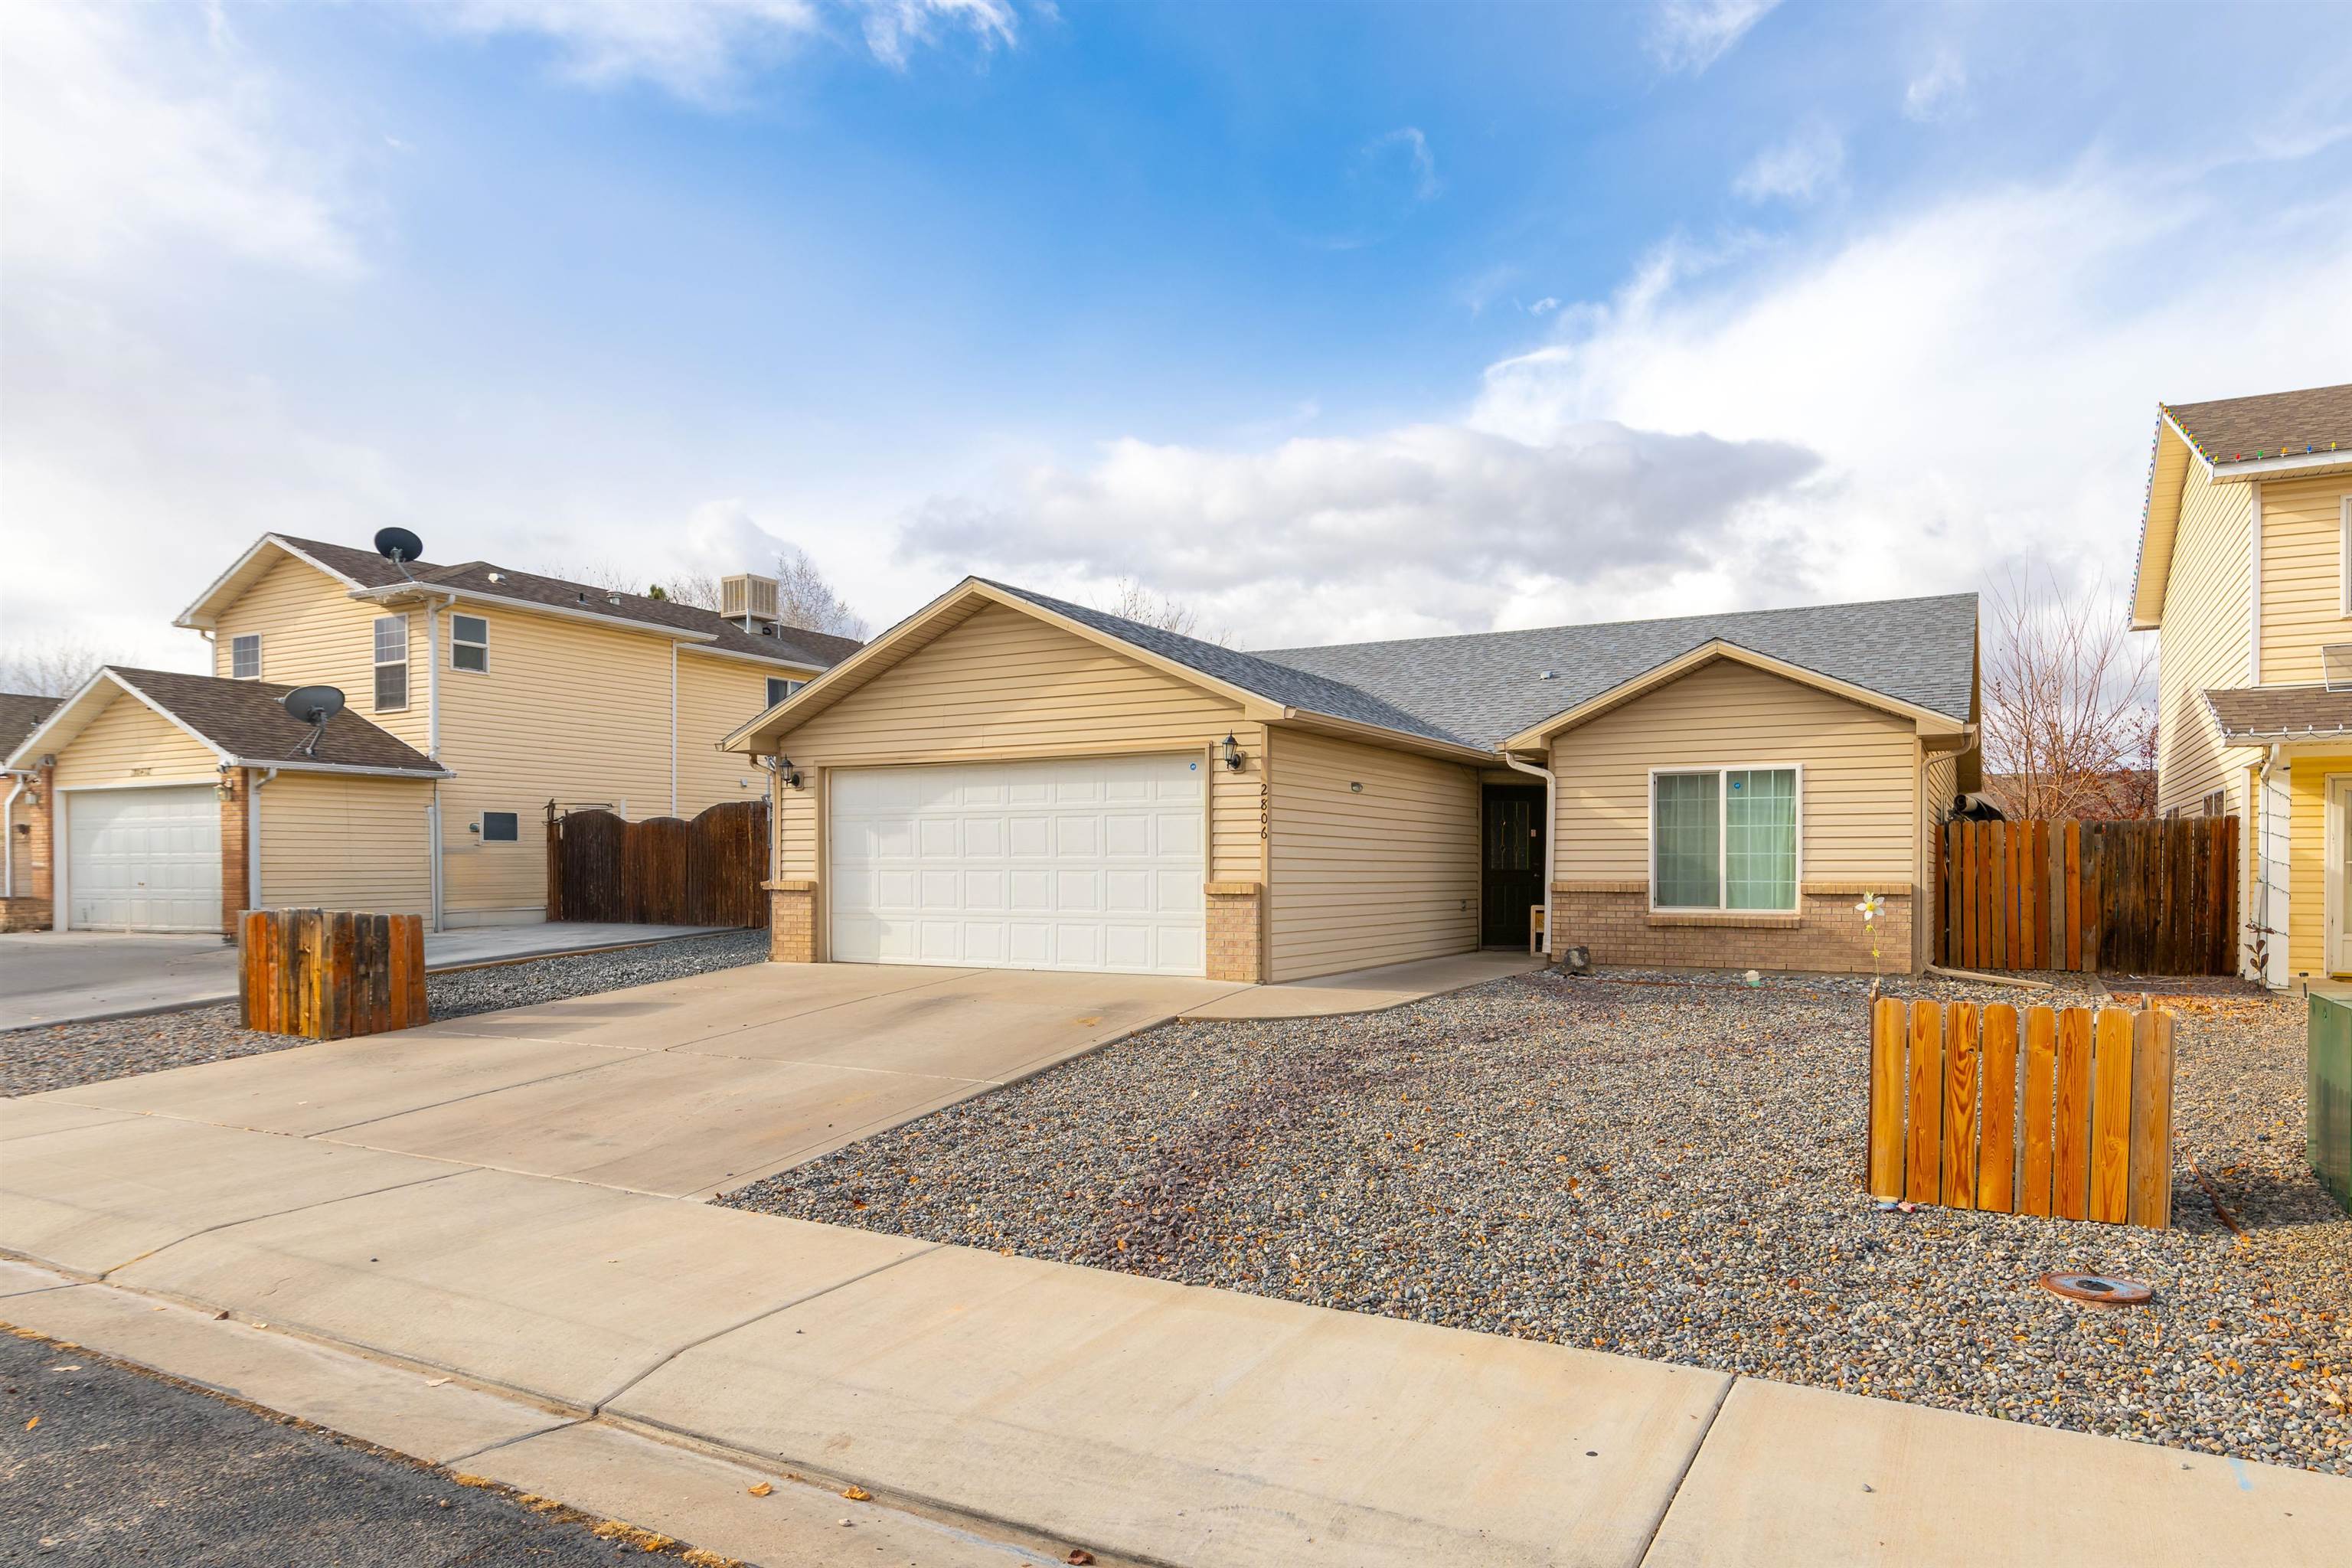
[2132,381,2352,985]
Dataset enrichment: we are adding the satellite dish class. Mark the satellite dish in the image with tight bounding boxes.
[374,527,425,564]
[283,685,345,758]
[283,686,345,725]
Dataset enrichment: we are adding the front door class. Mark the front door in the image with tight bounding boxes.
[1481,786,1545,948]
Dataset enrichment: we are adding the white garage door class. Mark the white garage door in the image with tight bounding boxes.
[67,786,222,933]
[830,755,1206,975]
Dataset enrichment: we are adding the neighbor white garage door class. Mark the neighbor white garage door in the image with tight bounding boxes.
[829,755,1206,975]
[67,785,221,933]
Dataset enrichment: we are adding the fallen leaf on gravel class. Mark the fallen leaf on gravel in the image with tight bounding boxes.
[23,1417,37,1430]
[841,1485,872,1501]
[746,1482,773,1498]
[1067,1552,1096,1565]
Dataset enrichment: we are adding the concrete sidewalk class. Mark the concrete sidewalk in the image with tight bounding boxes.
[2,1106,2344,1566]
[1183,949,1544,1018]
[0,923,736,1030]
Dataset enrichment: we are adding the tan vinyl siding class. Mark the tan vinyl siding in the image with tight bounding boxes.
[54,694,220,789]
[2154,461,2253,817]
[675,653,810,817]
[2287,753,2352,979]
[770,603,1255,884]
[2256,473,2352,685]
[257,773,433,915]
[211,555,430,751]
[1550,658,1917,884]
[1267,727,1478,982]
[436,605,675,919]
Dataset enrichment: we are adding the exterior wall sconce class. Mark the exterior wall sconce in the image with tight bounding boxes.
[777,756,805,789]
[214,766,236,802]
[1221,733,1243,771]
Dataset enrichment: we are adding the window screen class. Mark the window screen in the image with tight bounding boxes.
[480,811,518,842]
[1724,769,1798,910]
[452,614,488,673]
[230,635,261,681]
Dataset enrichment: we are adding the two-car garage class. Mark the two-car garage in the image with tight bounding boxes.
[828,753,1207,975]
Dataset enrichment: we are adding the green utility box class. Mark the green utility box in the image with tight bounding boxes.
[2308,994,2352,1213]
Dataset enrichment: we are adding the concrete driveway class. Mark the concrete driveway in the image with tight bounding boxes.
[0,923,737,1031]
[24,962,1250,1197]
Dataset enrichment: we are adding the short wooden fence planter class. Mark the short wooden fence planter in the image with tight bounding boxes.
[1867,998,2175,1228]
[239,909,429,1040]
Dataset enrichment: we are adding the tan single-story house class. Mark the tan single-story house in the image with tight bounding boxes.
[724,579,1981,982]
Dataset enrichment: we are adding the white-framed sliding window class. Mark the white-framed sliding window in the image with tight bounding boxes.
[372,616,409,711]
[1648,764,1803,913]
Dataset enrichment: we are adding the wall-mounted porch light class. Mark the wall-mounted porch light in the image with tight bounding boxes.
[777,756,805,790]
[1221,733,1243,772]
[214,764,236,802]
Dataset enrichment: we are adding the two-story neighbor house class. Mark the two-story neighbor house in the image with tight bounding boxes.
[2132,381,2352,986]
[1,534,861,935]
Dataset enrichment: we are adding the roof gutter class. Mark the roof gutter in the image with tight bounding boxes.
[348,583,720,644]
[230,758,456,780]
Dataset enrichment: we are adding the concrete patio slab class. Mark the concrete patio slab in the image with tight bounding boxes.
[616,1243,1729,1568]
[110,1167,932,1410]
[0,1115,459,1277]
[322,1049,983,1196]
[0,1265,572,1464]
[0,1096,139,1142]
[1642,1376,2352,1567]
[468,1419,1066,1566]
[1182,949,1545,1020]
[0,922,740,1029]
[37,1031,645,1138]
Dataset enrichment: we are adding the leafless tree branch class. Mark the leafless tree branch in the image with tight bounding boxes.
[1980,566,2156,820]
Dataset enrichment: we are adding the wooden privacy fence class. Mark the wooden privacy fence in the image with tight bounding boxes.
[239,908,428,1040]
[547,799,769,929]
[1936,816,2236,975]
[1867,998,2174,1228]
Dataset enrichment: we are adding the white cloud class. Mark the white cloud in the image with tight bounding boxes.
[1733,120,1845,204]
[1528,296,1562,316]
[1361,126,1440,201]
[1646,0,1782,74]
[436,0,1014,101]
[1473,160,2352,614]
[0,2,362,277]
[897,422,1821,645]
[1904,48,1968,122]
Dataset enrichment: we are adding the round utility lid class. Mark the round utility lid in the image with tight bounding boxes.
[2039,1271,2153,1305]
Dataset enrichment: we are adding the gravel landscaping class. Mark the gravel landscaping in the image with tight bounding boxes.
[0,929,769,1097]
[723,967,2352,1476]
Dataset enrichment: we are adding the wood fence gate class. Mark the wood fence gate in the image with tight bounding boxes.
[547,800,769,929]
[1936,816,2236,975]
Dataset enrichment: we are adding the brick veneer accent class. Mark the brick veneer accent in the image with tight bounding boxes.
[2,756,55,931]
[220,770,250,937]
[1205,880,1264,984]
[766,879,818,962]
[1551,885,1915,975]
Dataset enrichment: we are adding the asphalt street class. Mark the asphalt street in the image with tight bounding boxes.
[0,1328,668,1566]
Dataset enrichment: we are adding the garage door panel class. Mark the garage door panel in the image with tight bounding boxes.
[68,786,221,933]
[831,755,1206,976]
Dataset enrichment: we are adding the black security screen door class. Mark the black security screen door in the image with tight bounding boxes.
[1481,785,1545,947]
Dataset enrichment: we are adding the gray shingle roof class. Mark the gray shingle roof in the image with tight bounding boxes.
[990,584,1978,753]
[0,693,60,757]
[2204,684,2352,741]
[276,535,864,670]
[108,668,446,774]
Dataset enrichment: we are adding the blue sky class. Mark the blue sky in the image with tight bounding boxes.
[5,0,2350,665]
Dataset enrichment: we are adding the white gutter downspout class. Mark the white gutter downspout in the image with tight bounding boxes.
[423,587,454,932]
[2,775,24,898]
[247,766,279,914]
[1504,753,1556,959]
